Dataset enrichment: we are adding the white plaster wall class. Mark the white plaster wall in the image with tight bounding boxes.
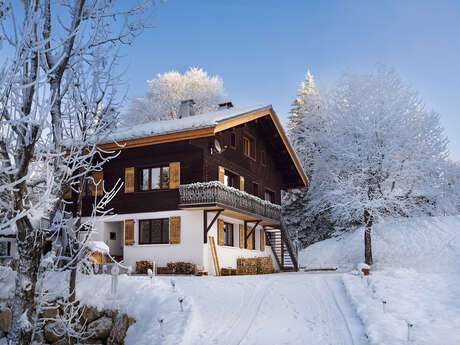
[88,210,205,270]
[204,213,280,275]
[85,210,280,275]
[105,222,123,256]
[80,220,105,242]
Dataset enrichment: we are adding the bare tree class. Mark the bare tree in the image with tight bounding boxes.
[0,1,155,343]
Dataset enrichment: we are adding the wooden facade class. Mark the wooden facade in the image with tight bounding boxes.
[74,112,303,218]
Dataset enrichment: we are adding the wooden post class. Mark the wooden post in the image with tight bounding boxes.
[209,236,221,276]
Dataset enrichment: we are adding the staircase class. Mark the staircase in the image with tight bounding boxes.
[265,220,298,271]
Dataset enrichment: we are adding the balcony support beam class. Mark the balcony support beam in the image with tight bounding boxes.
[244,219,261,248]
[203,209,224,243]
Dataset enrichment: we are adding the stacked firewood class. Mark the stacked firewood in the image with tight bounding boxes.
[135,260,153,274]
[236,257,274,275]
[166,262,196,274]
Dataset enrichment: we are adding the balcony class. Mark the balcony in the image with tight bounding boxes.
[178,182,281,223]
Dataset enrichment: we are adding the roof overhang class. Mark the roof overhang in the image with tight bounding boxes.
[98,106,308,188]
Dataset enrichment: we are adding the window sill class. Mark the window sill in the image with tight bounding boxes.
[132,243,174,247]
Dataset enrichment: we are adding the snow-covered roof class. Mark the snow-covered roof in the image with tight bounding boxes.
[100,105,271,144]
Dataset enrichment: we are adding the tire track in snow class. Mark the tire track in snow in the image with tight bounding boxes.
[323,277,360,345]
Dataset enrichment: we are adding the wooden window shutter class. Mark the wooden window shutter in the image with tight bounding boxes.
[239,176,245,192]
[260,229,265,251]
[247,226,253,250]
[64,187,72,199]
[218,166,225,184]
[125,220,134,246]
[92,172,103,196]
[217,219,224,246]
[125,167,135,193]
[169,162,180,189]
[169,216,181,244]
[239,224,244,248]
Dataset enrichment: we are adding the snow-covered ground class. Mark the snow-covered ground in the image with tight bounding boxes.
[177,272,368,345]
[300,216,460,272]
[300,216,460,345]
[3,216,459,344]
[45,272,368,345]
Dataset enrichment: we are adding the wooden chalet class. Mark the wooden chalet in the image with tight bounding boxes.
[68,103,307,274]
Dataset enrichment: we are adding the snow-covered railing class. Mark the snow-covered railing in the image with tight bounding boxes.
[179,181,281,221]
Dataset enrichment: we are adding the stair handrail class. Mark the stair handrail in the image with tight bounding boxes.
[279,218,299,271]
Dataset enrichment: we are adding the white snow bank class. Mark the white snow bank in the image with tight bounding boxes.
[343,269,460,345]
[43,273,192,345]
[300,216,460,273]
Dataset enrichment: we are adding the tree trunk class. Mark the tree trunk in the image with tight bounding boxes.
[364,209,373,266]
[8,217,42,344]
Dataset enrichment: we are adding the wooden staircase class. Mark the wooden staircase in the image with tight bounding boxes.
[265,219,299,271]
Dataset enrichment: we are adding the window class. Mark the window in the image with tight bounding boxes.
[82,178,93,196]
[261,150,267,166]
[265,189,275,203]
[140,166,170,191]
[109,232,116,240]
[0,241,11,257]
[230,132,236,149]
[252,183,259,198]
[139,219,169,244]
[223,223,234,246]
[224,170,238,188]
[243,135,256,160]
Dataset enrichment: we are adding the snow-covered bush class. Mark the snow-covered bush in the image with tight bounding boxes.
[126,67,228,123]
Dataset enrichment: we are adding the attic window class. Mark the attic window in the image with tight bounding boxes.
[230,132,236,149]
[243,135,256,160]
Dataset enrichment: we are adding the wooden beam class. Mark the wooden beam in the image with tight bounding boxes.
[245,220,261,240]
[203,209,224,243]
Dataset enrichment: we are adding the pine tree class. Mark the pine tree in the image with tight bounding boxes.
[283,70,329,248]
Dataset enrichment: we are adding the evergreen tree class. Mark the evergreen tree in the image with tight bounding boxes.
[283,70,330,247]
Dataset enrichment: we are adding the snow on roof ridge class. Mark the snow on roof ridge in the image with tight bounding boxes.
[101,104,271,144]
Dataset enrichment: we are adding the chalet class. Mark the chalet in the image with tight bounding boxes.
[67,103,307,275]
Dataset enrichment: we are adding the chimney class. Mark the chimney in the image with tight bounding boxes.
[218,102,233,110]
[178,99,196,118]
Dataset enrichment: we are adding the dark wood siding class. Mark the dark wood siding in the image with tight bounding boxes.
[77,116,291,215]
[79,141,203,216]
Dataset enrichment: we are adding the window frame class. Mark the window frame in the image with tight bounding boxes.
[242,134,256,161]
[264,188,276,204]
[229,132,236,149]
[252,182,259,198]
[139,165,170,191]
[138,218,170,244]
[223,222,234,247]
[223,169,238,189]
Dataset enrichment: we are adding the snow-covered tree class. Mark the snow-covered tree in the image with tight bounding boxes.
[283,70,328,246]
[0,1,155,343]
[308,67,453,265]
[126,67,228,123]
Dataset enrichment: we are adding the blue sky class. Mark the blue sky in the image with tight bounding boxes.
[120,0,460,159]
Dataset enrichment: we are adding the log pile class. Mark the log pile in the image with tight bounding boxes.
[237,256,274,275]
[135,260,153,274]
[136,261,197,275]
[167,262,196,275]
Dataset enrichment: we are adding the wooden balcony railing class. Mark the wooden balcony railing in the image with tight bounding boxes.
[179,182,281,221]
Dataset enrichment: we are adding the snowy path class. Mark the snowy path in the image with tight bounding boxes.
[173,272,369,345]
